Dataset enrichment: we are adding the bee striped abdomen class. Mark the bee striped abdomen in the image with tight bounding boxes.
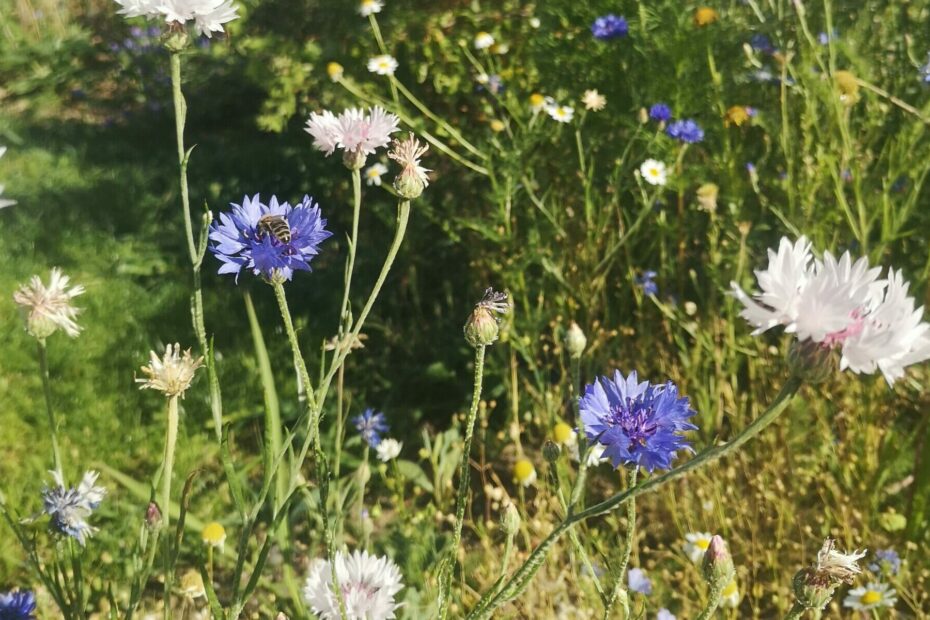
[257,214,291,244]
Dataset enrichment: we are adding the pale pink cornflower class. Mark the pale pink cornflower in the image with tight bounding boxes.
[13,268,85,339]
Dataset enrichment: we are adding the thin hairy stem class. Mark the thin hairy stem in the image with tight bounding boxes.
[37,340,63,475]
[603,467,638,619]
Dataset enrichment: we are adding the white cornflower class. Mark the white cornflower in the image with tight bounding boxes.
[474,32,495,50]
[358,0,382,16]
[731,236,930,384]
[388,133,430,199]
[376,438,402,462]
[42,470,106,546]
[13,268,85,339]
[843,582,897,610]
[546,104,574,123]
[305,107,400,167]
[115,0,239,38]
[0,146,16,209]
[136,343,203,398]
[639,159,668,186]
[814,538,866,584]
[582,89,606,111]
[364,163,388,186]
[682,532,714,564]
[303,549,404,620]
[367,54,398,76]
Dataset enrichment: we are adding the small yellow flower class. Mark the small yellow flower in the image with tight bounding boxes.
[529,93,546,111]
[513,458,537,487]
[696,183,719,212]
[202,521,227,551]
[834,70,860,105]
[326,62,344,82]
[721,580,740,608]
[490,119,505,133]
[724,105,751,127]
[553,422,574,445]
[694,7,719,26]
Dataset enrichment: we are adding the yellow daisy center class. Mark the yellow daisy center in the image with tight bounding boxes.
[696,538,711,550]
[861,591,882,605]
[514,459,535,482]
[201,521,226,545]
[722,581,738,597]
[529,94,545,107]
[553,422,573,444]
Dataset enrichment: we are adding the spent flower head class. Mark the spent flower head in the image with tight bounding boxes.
[464,288,511,347]
[388,133,430,199]
[136,343,203,398]
[793,538,866,610]
[42,470,106,546]
[0,590,36,620]
[582,89,606,111]
[303,549,404,620]
[13,268,85,340]
[579,370,697,472]
[209,194,332,282]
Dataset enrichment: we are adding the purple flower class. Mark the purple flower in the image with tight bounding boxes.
[579,371,697,472]
[648,103,672,122]
[209,194,332,282]
[749,33,775,54]
[41,470,106,546]
[627,568,652,595]
[666,119,704,144]
[635,270,658,296]
[0,591,36,620]
[353,408,389,447]
[591,14,628,40]
[869,549,901,575]
[657,609,676,620]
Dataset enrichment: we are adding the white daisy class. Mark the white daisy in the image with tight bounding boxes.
[582,89,606,112]
[0,146,16,209]
[720,580,740,608]
[13,268,85,339]
[843,582,897,610]
[376,438,402,462]
[303,549,404,620]
[358,0,382,16]
[367,54,398,76]
[639,159,668,186]
[474,32,495,50]
[682,532,714,564]
[364,163,388,187]
[546,104,574,123]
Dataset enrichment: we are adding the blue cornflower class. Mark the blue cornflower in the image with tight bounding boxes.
[353,408,389,447]
[627,568,652,595]
[666,119,704,144]
[869,549,901,575]
[657,609,676,620]
[635,270,658,296]
[749,33,775,54]
[0,591,36,620]
[591,14,628,40]
[209,194,332,282]
[41,470,106,546]
[579,371,697,472]
[648,103,672,122]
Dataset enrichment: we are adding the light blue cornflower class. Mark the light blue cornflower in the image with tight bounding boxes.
[353,408,390,447]
[41,470,106,546]
[627,567,652,594]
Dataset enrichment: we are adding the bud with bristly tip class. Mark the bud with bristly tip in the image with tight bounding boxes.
[791,538,866,610]
[501,501,521,536]
[702,535,735,586]
[389,133,430,199]
[542,440,561,462]
[792,568,837,610]
[464,288,511,347]
[145,501,163,530]
[566,321,587,359]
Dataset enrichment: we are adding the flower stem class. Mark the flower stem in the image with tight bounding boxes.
[466,376,802,619]
[438,344,487,620]
[784,602,807,620]
[603,468,638,619]
[338,169,363,334]
[695,579,726,620]
[37,340,63,475]
[161,394,179,615]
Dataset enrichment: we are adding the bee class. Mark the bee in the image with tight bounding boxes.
[256,214,291,244]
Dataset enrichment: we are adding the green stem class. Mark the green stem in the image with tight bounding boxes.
[438,344,487,620]
[161,395,179,617]
[695,580,726,620]
[467,376,802,620]
[603,468,638,619]
[339,169,363,333]
[359,444,370,545]
[784,602,807,620]
[37,340,63,475]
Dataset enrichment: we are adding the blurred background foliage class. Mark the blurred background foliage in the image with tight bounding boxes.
[2,0,930,617]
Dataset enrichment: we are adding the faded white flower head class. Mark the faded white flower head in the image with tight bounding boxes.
[582,89,606,111]
[474,32,495,50]
[303,549,404,620]
[546,104,574,123]
[814,538,866,584]
[13,268,85,339]
[364,163,388,187]
[731,236,930,384]
[639,159,668,186]
[367,54,398,76]
[305,107,400,168]
[388,133,430,199]
[114,0,239,38]
[136,343,203,398]
[0,146,16,209]
[683,532,714,564]
[42,469,106,545]
[358,0,382,16]
[376,438,402,462]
